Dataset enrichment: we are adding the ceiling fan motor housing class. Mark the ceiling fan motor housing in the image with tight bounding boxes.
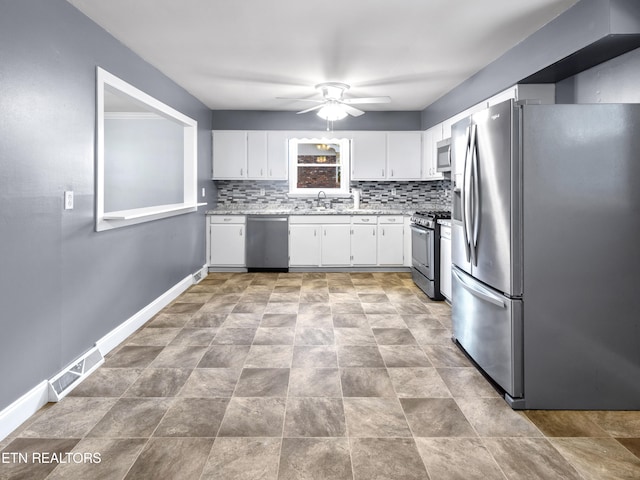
[316,82,350,100]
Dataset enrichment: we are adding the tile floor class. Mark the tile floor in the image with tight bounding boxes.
[2,272,639,479]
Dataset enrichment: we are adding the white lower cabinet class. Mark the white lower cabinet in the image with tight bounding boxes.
[208,216,246,266]
[289,216,351,267]
[321,225,352,266]
[289,224,321,266]
[286,214,407,269]
[440,224,452,301]
[378,224,404,265]
[351,216,378,266]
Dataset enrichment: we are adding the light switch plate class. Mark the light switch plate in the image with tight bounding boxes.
[64,191,74,210]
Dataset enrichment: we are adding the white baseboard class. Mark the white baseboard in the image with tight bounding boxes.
[0,266,206,441]
[0,381,49,441]
[95,273,195,356]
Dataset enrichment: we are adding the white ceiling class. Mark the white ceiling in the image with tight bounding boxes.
[67,0,578,112]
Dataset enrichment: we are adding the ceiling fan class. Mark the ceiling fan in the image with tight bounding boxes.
[277,82,391,121]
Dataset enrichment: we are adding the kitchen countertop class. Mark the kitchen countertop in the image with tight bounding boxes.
[206,206,418,216]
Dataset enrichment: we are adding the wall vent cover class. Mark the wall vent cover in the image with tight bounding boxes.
[47,347,104,402]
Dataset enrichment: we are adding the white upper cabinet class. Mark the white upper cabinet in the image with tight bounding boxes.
[422,126,444,181]
[350,131,387,180]
[351,131,421,181]
[213,130,289,180]
[386,132,422,180]
[247,130,268,178]
[212,130,247,179]
[266,131,289,179]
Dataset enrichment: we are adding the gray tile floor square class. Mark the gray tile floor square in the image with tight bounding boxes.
[4,272,639,479]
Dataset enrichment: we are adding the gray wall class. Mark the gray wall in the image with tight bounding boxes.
[0,0,213,410]
[104,117,184,211]
[421,0,640,129]
[212,110,422,131]
[556,46,640,102]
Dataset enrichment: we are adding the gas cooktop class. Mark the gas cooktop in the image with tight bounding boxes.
[413,210,451,220]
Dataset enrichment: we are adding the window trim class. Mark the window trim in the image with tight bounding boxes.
[288,137,351,196]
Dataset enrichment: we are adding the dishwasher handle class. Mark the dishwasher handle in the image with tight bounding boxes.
[247,217,288,222]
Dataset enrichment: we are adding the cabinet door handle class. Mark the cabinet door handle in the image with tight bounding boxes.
[361,218,370,222]
[382,228,385,236]
[391,170,394,177]
[239,228,243,236]
[382,169,385,176]
[223,218,232,222]
[314,230,317,237]
[240,168,244,176]
[260,168,263,176]
[324,229,326,236]
[373,228,376,236]
[269,169,272,176]
[388,218,396,222]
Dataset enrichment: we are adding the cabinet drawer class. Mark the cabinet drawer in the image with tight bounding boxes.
[351,216,377,224]
[378,215,403,224]
[209,215,245,224]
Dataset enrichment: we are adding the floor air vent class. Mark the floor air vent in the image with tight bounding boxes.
[47,347,104,402]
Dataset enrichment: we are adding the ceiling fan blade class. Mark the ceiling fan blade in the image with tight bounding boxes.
[342,96,392,105]
[276,97,324,102]
[341,104,365,117]
[296,104,324,114]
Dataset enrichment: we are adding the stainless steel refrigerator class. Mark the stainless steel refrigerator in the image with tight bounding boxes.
[451,99,640,409]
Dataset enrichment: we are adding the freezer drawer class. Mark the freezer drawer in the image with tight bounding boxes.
[451,267,523,398]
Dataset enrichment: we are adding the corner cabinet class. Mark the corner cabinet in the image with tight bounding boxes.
[212,130,288,180]
[208,215,246,267]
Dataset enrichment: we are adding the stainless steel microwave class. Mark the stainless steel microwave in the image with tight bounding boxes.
[436,138,451,172]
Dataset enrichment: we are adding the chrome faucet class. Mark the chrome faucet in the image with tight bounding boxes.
[317,190,327,207]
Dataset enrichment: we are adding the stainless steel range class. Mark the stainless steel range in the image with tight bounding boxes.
[410,211,451,300]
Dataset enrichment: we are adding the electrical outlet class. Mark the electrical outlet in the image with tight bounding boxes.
[391,188,397,196]
[64,191,74,210]
[201,187,206,197]
[260,187,266,196]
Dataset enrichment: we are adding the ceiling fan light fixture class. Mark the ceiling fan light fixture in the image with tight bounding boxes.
[317,103,348,121]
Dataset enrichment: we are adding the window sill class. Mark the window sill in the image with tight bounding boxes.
[97,202,207,231]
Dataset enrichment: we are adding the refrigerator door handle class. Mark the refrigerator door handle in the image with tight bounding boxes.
[452,268,505,308]
[462,126,473,262]
[471,125,480,265]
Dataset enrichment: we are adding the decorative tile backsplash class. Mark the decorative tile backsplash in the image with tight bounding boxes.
[214,179,452,211]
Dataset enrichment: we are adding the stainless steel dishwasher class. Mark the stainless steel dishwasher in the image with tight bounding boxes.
[246,216,289,271]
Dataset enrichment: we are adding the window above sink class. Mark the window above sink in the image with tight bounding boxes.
[287,138,351,197]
